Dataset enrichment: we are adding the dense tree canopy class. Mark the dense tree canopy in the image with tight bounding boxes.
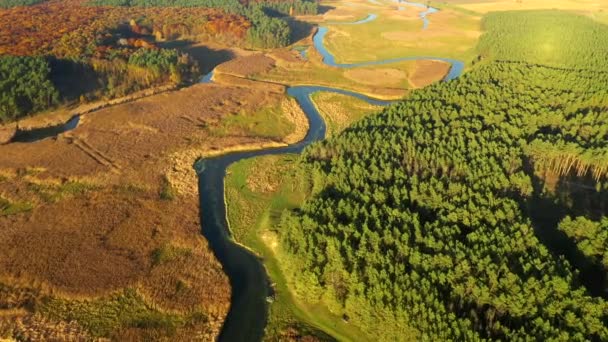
[559,217,608,269]
[0,56,59,122]
[276,10,608,341]
[477,11,608,70]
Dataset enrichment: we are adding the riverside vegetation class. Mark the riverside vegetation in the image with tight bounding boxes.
[244,10,608,341]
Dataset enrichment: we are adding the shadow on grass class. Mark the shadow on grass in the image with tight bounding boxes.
[318,5,335,15]
[285,18,316,43]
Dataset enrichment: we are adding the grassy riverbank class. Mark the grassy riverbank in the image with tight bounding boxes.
[225,155,368,341]
[224,90,384,340]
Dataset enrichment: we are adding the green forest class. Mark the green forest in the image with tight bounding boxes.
[477,10,608,70]
[276,10,608,341]
[0,0,43,8]
[0,56,59,123]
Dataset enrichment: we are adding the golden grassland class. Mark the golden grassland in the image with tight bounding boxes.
[310,91,382,137]
[0,74,309,339]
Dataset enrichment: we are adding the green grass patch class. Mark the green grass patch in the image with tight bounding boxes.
[159,176,175,201]
[323,12,480,64]
[27,180,100,203]
[0,196,33,216]
[39,288,183,338]
[310,91,382,137]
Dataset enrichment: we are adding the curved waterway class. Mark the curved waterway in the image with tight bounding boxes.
[197,4,465,340]
[399,1,439,29]
[195,87,391,341]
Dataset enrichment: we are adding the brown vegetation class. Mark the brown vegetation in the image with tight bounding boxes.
[408,60,451,88]
[0,0,249,57]
[0,75,301,339]
[216,54,276,77]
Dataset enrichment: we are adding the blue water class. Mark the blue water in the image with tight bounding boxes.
[200,69,215,83]
[10,115,81,143]
[399,1,439,29]
[327,13,378,25]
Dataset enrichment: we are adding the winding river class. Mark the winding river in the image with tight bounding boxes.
[195,86,390,341]
[197,3,464,341]
[5,2,463,339]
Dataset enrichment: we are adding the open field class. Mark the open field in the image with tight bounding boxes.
[318,0,482,64]
[310,91,382,137]
[231,0,466,100]
[234,47,450,100]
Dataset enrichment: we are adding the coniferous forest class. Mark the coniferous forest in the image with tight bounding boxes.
[277,10,608,341]
[0,56,59,122]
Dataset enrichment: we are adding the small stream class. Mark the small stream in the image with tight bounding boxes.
[9,115,80,143]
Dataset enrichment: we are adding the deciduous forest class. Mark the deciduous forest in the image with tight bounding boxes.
[277,10,608,341]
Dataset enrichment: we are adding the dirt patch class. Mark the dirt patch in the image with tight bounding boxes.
[344,68,408,86]
[172,41,254,73]
[408,60,451,88]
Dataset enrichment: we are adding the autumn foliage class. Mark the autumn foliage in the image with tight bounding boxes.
[0,0,250,57]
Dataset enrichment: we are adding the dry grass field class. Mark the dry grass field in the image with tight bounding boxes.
[0,72,306,339]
